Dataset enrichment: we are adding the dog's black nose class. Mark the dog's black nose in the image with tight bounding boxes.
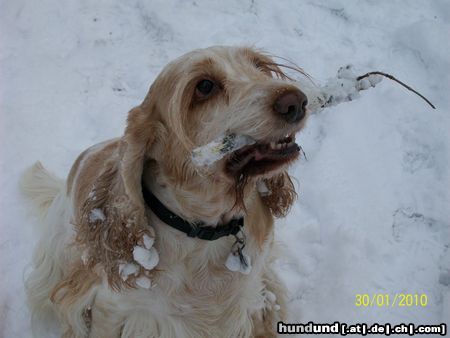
[273,90,308,123]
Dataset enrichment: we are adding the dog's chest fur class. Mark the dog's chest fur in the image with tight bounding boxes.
[93,214,273,337]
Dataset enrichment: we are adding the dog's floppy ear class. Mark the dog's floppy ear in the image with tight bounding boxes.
[74,106,159,290]
[261,171,297,218]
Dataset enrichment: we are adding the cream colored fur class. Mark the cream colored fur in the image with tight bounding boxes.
[23,46,308,338]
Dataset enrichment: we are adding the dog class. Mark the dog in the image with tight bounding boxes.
[22,46,309,338]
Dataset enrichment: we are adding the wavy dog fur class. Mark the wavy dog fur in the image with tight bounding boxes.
[23,46,309,338]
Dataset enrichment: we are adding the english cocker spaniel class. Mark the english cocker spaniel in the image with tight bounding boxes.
[22,46,309,338]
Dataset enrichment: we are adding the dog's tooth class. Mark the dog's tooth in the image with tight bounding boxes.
[276,144,282,150]
[270,142,276,149]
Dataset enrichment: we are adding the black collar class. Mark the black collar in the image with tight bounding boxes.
[142,185,244,241]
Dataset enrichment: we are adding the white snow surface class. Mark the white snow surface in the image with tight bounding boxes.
[1,0,449,337]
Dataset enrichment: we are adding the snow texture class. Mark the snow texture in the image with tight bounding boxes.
[132,246,159,271]
[256,180,270,196]
[264,290,281,311]
[88,208,105,223]
[307,65,383,113]
[118,263,139,281]
[81,249,89,265]
[1,0,449,337]
[87,190,96,200]
[265,290,277,303]
[135,276,152,289]
[192,133,255,166]
[142,234,154,250]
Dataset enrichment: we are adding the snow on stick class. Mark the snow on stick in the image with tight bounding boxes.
[306,64,383,113]
[307,65,435,112]
[192,133,255,167]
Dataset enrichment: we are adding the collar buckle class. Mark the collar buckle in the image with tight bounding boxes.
[187,226,202,238]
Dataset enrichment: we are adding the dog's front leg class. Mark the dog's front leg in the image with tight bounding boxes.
[88,299,124,338]
[252,267,287,338]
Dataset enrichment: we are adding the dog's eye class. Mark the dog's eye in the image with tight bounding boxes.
[196,79,215,97]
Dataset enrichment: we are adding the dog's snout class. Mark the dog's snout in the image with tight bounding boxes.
[273,90,308,123]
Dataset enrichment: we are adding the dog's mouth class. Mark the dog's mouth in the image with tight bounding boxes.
[225,134,300,176]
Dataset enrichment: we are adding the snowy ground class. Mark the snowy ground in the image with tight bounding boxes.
[1,0,449,337]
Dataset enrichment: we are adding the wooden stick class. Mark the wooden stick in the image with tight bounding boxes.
[357,71,436,109]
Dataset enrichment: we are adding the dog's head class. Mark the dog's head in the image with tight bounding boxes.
[124,46,308,213]
[73,46,309,289]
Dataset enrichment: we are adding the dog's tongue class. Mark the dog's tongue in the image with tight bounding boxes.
[254,149,265,161]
